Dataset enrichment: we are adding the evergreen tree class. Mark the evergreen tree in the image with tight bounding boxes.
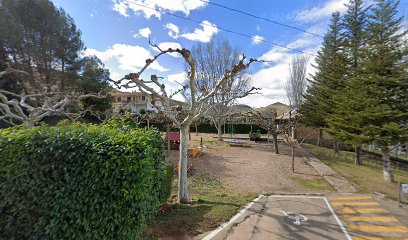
[326,0,368,164]
[299,12,347,148]
[359,0,408,181]
[342,0,367,71]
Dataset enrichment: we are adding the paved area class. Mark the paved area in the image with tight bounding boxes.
[328,195,408,240]
[302,153,356,193]
[203,194,408,240]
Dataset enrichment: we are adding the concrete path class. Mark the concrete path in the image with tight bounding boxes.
[303,155,356,193]
[203,194,408,240]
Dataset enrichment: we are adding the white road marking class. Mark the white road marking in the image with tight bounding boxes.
[279,210,308,225]
[203,195,353,240]
[202,195,264,240]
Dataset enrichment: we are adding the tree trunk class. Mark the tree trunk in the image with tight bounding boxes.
[333,140,339,154]
[166,124,170,156]
[354,146,362,165]
[195,125,198,136]
[317,129,323,147]
[60,60,65,92]
[216,122,223,141]
[178,126,190,203]
[381,147,394,182]
[272,133,279,154]
[291,147,295,172]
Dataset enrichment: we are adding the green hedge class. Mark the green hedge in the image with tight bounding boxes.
[0,123,169,239]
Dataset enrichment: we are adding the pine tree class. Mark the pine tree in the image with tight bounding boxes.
[342,0,367,71]
[299,12,347,148]
[321,0,368,164]
[359,0,408,181]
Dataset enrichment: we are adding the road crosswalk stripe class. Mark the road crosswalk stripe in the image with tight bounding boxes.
[330,196,372,201]
[341,216,398,222]
[336,207,388,214]
[347,225,408,233]
[336,208,388,214]
[332,202,380,206]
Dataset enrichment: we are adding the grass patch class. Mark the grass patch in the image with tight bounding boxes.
[143,173,256,239]
[289,176,335,191]
[303,144,408,200]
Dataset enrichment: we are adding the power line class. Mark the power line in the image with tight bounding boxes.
[123,1,318,57]
[198,0,324,38]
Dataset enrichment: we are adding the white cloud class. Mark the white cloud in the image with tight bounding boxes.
[181,20,218,42]
[83,43,168,73]
[112,0,207,19]
[133,27,151,38]
[295,0,348,22]
[152,42,183,58]
[165,23,180,39]
[240,30,321,108]
[252,35,265,45]
[168,72,187,84]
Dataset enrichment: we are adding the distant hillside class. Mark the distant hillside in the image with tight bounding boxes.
[255,102,289,116]
[230,104,253,113]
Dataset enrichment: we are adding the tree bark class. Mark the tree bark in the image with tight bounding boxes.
[333,140,339,154]
[291,147,295,172]
[60,60,65,92]
[195,124,198,136]
[317,129,323,147]
[166,124,170,156]
[355,146,362,165]
[272,133,279,154]
[216,122,223,141]
[381,147,394,182]
[178,126,190,203]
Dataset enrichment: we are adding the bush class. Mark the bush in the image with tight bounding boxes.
[0,123,169,239]
[249,130,261,141]
[159,163,174,203]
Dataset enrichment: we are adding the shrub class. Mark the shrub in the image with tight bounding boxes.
[249,130,261,141]
[159,163,174,203]
[0,123,169,239]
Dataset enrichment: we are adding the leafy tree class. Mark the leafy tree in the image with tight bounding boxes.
[300,12,347,148]
[55,8,84,91]
[75,56,113,120]
[0,0,84,92]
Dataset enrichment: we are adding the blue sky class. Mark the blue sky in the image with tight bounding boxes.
[52,0,408,107]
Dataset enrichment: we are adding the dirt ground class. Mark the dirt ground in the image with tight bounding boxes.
[167,133,334,195]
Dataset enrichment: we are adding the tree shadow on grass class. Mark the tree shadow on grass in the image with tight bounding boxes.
[142,199,244,240]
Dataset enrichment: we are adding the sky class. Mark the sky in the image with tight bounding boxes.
[52,0,408,108]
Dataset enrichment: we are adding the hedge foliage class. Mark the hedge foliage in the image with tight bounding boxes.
[0,122,170,239]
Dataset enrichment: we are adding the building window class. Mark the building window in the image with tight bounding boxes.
[142,96,146,100]
[117,97,121,102]
[127,97,131,102]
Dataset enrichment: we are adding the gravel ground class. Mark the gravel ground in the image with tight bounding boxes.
[168,133,334,195]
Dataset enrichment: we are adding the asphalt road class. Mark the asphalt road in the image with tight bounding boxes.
[204,194,408,240]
